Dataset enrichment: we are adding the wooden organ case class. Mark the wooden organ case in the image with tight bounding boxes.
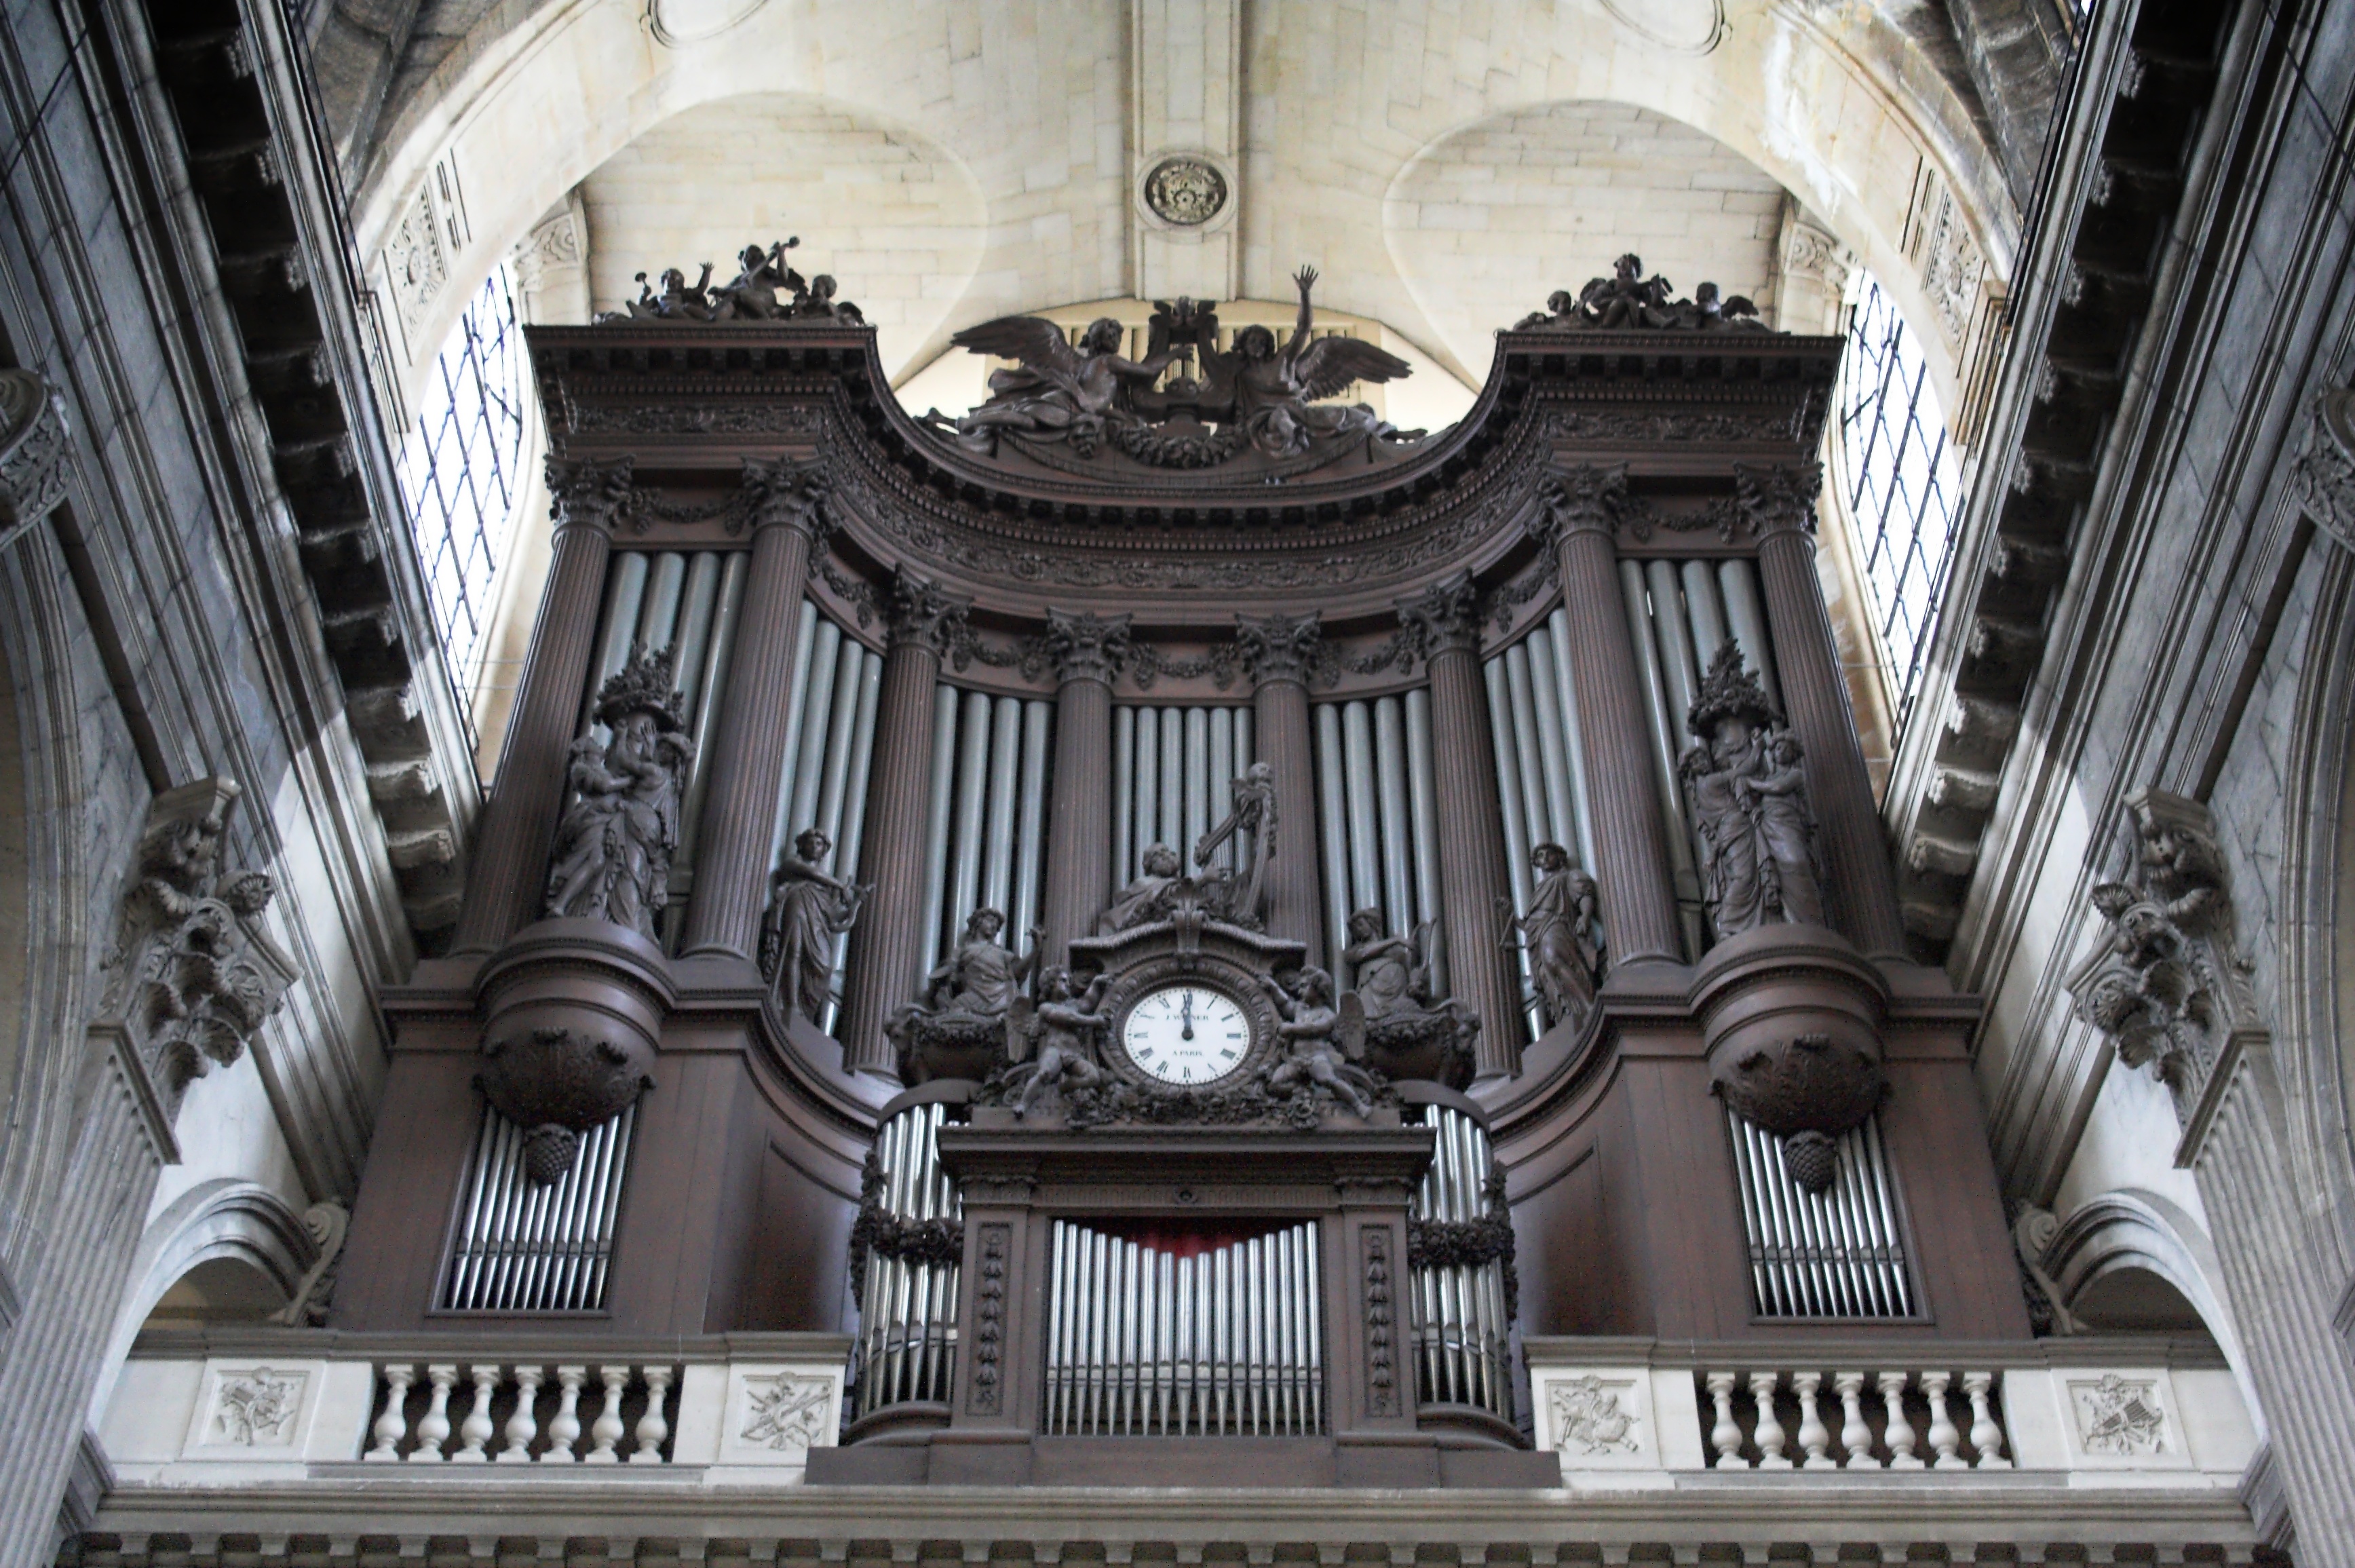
[334,268,2030,1491]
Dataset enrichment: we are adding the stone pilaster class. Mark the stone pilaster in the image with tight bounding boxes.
[1037,609,1130,967]
[679,457,826,961]
[1538,464,1683,968]
[837,569,969,1075]
[1395,572,1523,1080]
[1740,463,1907,959]
[453,456,633,956]
[1238,611,1326,967]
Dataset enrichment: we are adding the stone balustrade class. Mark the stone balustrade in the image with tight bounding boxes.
[99,1330,849,1485]
[1527,1333,2257,1485]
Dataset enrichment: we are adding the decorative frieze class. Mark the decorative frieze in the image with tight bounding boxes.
[0,369,70,551]
[2291,387,2355,552]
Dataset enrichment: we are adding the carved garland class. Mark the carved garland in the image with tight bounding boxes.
[1362,1228,1398,1417]
[967,1223,1011,1414]
[1405,1171,1521,1321]
[845,1147,965,1309]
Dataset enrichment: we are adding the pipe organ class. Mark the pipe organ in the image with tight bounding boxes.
[343,259,2033,1490]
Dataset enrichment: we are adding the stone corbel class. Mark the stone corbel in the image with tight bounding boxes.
[2291,387,2355,552]
[0,370,70,554]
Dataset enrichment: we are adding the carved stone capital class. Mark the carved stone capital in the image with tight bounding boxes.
[740,454,830,541]
[1734,461,1822,539]
[1535,462,1630,546]
[0,370,70,550]
[1040,608,1134,685]
[885,567,970,655]
[2294,389,2355,552]
[1394,570,1485,657]
[1236,611,1322,686]
[546,455,636,536]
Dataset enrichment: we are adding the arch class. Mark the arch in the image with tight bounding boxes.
[2045,1190,2262,1424]
[85,1181,316,1426]
[346,1,2012,427]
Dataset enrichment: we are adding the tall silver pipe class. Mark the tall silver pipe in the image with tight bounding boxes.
[1158,708,1184,854]
[1340,700,1382,915]
[1314,704,1354,978]
[1373,696,1414,940]
[1185,706,1211,868]
[1207,708,1235,871]
[918,685,961,970]
[813,643,870,848]
[765,606,821,864]
[670,552,725,718]
[1521,628,1579,864]
[1112,706,1136,886]
[948,689,993,934]
[1485,658,1536,923]
[1134,707,1161,862]
[1717,558,1782,710]
[1402,688,1444,992]
[980,697,1023,919]
[1645,560,1701,731]
[1681,560,1731,672]
[786,621,843,835]
[1504,642,1554,851]
[1232,708,1255,864]
[1544,608,1601,873]
[635,551,687,651]
[1012,700,1052,947]
[582,552,650,735]
[821,654,884,1034]
[682,552,748,845]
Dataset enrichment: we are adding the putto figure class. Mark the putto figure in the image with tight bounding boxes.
[1678,640,1824,940]
[1259,966,1379,1118]
[543,646,695,939]
[598,238,863,324]
[929,316,1179,456]
[759,828,869,1022]
[1516,254,1767,332]
[1505,844,1605,1031]
[1006,966,1111,1117]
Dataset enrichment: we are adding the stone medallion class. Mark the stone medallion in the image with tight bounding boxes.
[1143,156,1228,225]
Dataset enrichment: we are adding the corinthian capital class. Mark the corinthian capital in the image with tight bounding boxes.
[1394,571,1485,658]
[1236,611,1322,685]
[740,454,830,541]
[1040,609,1133,684]
[1734,461,1823,539]
[1534,462,1629,545]
[546,455,636,535]
[885,567,970,654]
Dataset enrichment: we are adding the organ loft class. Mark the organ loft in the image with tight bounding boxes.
[315,253,2030,1485]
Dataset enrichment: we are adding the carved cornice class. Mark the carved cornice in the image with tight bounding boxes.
[0,370,69,552]
[885,567,971,655]
[1236,611,1323,686]
[2293,389,2355,553]
[1394,571,1485,657]
[1039,609,1134,685]
[546,455,636,536]
[1734,461,1823,539]
[741,454,830,542]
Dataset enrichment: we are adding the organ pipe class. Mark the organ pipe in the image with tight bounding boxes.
[854,1101,963,1419]
[1314,704,1354,977]
[442,1103,636,1314]
[1402,689,1444,996]
[1110,705,1255,884]
[909,687,1056,967]
[1725,1107,1913,1318]
[1406,1101,1512,1421]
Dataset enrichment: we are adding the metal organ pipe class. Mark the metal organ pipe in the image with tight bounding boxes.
[1314,704,1354,977]
[981,697,1023,918]
[1645,559,1702,736]
[1681,560,1730,665]
[854,1100,964,1420]
[1340,702,1382,930]
[1716,558,1782,710]
[1373,698,1415,943]
[1159,708,1184,853]
[1542,609,1601,874]
[1111,707,1136,891]
[441,1103,636,1314]
[634,551,687,653]
[1402,689,1443,995]
[1518,628,1580,870]
[908,688,1057,967]
[949,689,993,944]
[1110,705,1255,883]
[1012,700,1052,944]
[1406,1101,1511,1421]
[1311,694,1439,984]
[581,552,649,738]
[1724,1106,1914,1319]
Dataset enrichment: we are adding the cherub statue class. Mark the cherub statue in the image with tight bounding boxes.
[1258,966,1379,1117]
[759,827,868,1022]
[1194,761,1276,928]
[710,240,805,320]
[1100,843,1185,934]
[620,265,717,321]
[929,316,1178,455]
[1506,843,1604,1031]
[1206,267,1416,457]
[1684,281,1767,330]
[1006,966,1111,1117]
[797,274,864,324]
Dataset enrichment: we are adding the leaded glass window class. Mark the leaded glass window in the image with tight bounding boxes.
[396,262,526,698]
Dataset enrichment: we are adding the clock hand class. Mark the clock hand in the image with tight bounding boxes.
[1181,991,1195,1041]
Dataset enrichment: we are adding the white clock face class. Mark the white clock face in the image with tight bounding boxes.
[1122,984,1250,1086]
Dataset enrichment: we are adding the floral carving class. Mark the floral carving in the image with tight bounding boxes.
[1362,1228,1397,1415]
[967,1223,1010,1414]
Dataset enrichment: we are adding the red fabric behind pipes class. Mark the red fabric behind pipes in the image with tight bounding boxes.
[1081,1217,1295,1259]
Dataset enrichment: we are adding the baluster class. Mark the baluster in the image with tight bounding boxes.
[1749,1371,1789,1468]
[585,1366,630,1463]
[1921,1371,1961,1468]
[366,1364,415,1461]
[1792,1371,1834,1468]
[1878,1371,1920,1468]
[631,1365,673,1464]
[543,1365,587,1464]
[1833,1371,1874,1468]
[453,1365,500,1461]
[500,1365,543,1463]
[1705,1371,1744,1468]
[1963,1371,2010,1469]
[408,1364,458,1462]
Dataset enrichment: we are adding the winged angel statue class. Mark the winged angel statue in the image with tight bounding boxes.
[927,267,1416,465]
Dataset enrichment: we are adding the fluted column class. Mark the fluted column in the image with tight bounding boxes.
[838,571,968,1075]
[1396,573,1524,1080]
[1037,609,1130,967]
[453,457,633,956]
[1539,464,1683,966]
[1238,611,1326,967]
[1741,463,1907,958]
[680,457,825,960]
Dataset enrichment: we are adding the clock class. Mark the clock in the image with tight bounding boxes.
[1119,983,1252,1086]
